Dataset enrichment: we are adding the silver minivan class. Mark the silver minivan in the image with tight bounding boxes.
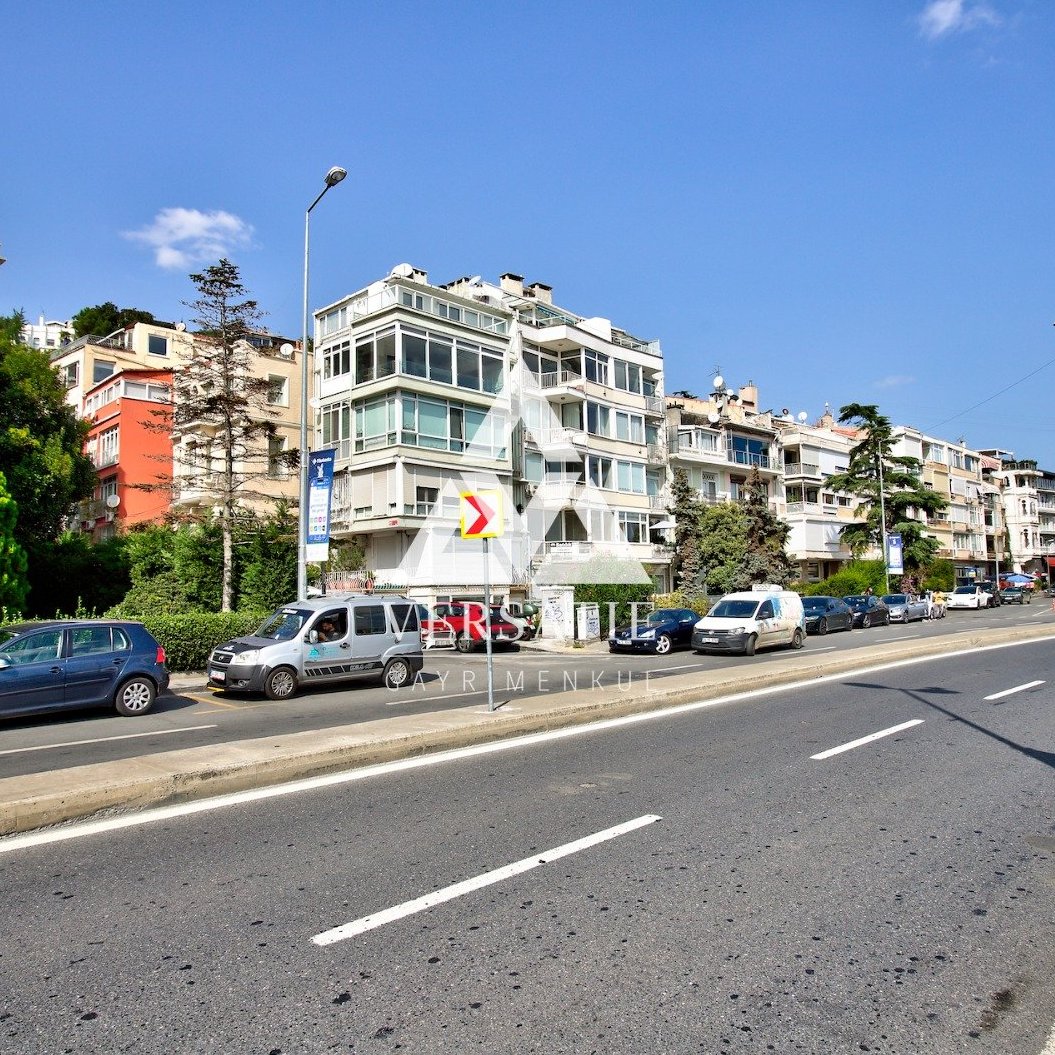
[207,594,424,699]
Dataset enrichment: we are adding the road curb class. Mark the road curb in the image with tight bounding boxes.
[2,624,1052,839]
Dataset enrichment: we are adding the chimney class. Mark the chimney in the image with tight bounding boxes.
[527,282,552,304]
[500,273,524,297]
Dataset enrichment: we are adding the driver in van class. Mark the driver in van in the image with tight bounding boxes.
[316,617,341,641]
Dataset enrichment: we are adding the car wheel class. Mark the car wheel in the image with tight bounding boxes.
[862,615,872,628]
[456,633,475,654]
[381,658,413,690]
[743,634,757,657]
[817,618,828,636]
[113,676,156,717]
[264,666,298,701]
[791,628,804,650]
[654,633,673,655]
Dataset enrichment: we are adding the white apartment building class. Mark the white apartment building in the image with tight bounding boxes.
[312,266,672,602]
[981,450,1046,575]
[21,314,72,351]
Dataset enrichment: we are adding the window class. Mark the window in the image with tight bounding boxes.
[354,397,397,452]
[61,363,79,389]
[402,330,428,378]
[323,341,351,379]
[93,360,116,384]
[1,629,62,664]
[268,435,289,479]
[97,426,119,467]
[101,477,118,504]
[354,605,388,635]
[585,350,609,385]
[70,627,115,656]
[267,375,288,407]
[148,334,168,356]
[618,511,648,543]
[321,401,352,459]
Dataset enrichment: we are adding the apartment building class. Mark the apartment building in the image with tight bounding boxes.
[21,314,72,351]
[772,410,858,581]
[312,265,671,601]
[981,450,1047,575]
[53,321,302,529]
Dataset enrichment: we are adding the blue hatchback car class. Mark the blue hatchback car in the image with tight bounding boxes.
[0,620,169,719]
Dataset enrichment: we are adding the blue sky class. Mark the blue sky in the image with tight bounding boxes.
[4,1,1054,461]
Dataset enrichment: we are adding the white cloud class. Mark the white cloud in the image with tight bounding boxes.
[918,0,1001,40]
[123,208,254,270]
[874,374,916,389]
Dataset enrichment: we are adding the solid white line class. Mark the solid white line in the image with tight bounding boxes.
[984,680,1045,701]
[0,725,218,757]
[311,814,662,945]
[802,646,837,654]
[3,634,1053,856]
[644,663,701,674]
[810,720,925,761]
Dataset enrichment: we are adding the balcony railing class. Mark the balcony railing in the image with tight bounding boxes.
[727,449,772,470]
[537,369,585,390]
[783,461,821,479]
[643,395,665,416]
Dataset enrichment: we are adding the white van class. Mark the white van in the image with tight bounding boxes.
[691,587,806,656]
[207,594,424,699]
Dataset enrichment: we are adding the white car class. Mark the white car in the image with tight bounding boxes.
[945,585,991,610]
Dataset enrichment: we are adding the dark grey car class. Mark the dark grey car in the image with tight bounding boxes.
[0,620,169,719]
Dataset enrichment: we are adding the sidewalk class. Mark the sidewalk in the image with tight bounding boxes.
[2,623,1052,839]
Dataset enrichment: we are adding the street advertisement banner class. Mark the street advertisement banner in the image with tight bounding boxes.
[886,533,904,575]
[306,448,336,562]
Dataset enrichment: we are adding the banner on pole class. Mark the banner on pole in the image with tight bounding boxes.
[306,449,336,561]
[886,533,904,575]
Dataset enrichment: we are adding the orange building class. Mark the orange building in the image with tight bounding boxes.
[75,368,174,539]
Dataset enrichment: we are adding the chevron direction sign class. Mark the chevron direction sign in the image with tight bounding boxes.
[460,489,503,539]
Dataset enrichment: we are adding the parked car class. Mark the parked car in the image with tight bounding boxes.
[208,595,423,698]
[0,620,169,719]
[946,585,993,610]
[976,581,1002,607]
[999,586,1031,605]
[801,596,854,635]
[609,608,702,654]
[844,595,891,628]
[881,593,928,623]
[426,601,523,653]
[417,605,456,649]
[692,589,805,656]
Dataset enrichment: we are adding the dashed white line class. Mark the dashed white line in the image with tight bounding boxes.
[0,724,218,757]
[811,719,925,761]
[984,680,1045,701]
[311,813,662,945]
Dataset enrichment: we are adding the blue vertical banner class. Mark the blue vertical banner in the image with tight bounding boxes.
[306,449,336,562]
[886,533,904,575]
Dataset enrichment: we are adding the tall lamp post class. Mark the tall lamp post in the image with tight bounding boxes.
[298,165,347,601]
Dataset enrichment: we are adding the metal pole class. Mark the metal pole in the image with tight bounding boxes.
[297,169,346,602]
[484,537,495,712]
[878,449,890,594]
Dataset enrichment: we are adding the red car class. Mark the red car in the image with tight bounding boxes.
[421,602,523,653]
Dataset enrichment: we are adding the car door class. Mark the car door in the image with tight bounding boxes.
[65,625,126,706]
[302,608,352,684]
[676,610,697,646]
[756,600,777,647]
[0,628,66,716]
[349,602,390,676]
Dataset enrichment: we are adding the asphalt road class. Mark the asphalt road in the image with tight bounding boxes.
[1,638,1054,1053]
[0,602,1050,780]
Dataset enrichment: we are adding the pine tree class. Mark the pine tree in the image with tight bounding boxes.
[740,468,793,586]
[0,471,29,613]
[170,260,282,611]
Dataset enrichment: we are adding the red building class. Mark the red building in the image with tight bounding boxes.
[77,368,174,539]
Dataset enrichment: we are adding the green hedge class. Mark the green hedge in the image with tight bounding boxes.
[140,612,267,672]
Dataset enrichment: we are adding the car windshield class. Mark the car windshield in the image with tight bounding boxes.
[648,610,677,624]
[882,595,908,604]
[709,600,760,619]
[802,598,829,613]
[844,596,871,610]
[0,628,19,648]
[255,608,311,640]
[953,587,975,594]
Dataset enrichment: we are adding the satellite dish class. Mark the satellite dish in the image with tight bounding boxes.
[279,343,295,359]
[712,374,724,390]
[798,411,809,422]
[707,411,720,424]
[105,494,120,509]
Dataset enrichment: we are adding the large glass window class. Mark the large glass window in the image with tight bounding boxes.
[354,397,397,452]
[148,334,168,356]
[429,335,453,385]
[457,344,481,390]
[323,341,351,380]
[585,350,609,384]
[402,331,427,378]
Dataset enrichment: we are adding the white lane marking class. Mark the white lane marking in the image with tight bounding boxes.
[0,725,218,757]
[811,720,925,761]
[801,646,837,654]
[387,691,478,706]
[984,680,1045,701]
[1041,1018,1055,1055]
[311,814,662,945]
[3,635,1053,855]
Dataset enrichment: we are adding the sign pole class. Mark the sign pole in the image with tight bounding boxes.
[484,536,495,712]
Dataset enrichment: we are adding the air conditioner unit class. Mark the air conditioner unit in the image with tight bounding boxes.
[524,483,538,497]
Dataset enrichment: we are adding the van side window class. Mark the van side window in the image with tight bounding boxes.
[758,601,774,620]
[313,611,348,641]
[388,603,419,634]
[354,605,388,635]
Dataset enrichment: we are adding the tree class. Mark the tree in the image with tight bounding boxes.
[0,471,29,614]
[0,310,26,344]
[237,504,298,612]
[740,468,793,586]
[669,468,707,593]
[698,503,749,594]
[0,336,96,559]
[71,302,156,338]
[25,533,130,617]
[826,403,947,572]
[170,259,282,611]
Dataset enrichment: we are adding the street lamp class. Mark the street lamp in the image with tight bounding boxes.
[298,165,347,601]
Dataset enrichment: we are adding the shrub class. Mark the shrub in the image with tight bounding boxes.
[651,590,711,616]
[140,611,267,672]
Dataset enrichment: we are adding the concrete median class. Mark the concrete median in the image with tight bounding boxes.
[2,624,1052,838]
